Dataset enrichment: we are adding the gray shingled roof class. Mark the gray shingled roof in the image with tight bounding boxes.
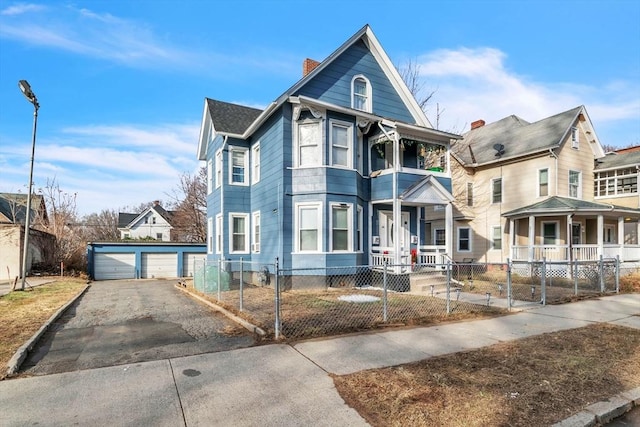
[503,196,640,217]
[453,106,583,166]
[595,149,640,170]
[206,98,263,136]
[0,193,44,224]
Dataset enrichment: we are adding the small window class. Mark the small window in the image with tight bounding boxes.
[466,182,473,207]
[492,178,502,203]
[457,227,471,252]
[569,170,581,198]
[252,143,261,184]
[331,203,352,252]
[156,233,163,240]
[571,127,579,149]
[252,211,260,253]
[152,217,156,224]
[492,226,502,250]
[539,168,549,197]
[230,148,248,185]
[296,203,322,252]
[215,149,222,188]
[230,213,249,253]
[351,75,371,112]
[215,214,222,254]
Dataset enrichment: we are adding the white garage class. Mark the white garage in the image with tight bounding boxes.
[141,252,178,278]
[183,253,206,277]
[94,253,136,280]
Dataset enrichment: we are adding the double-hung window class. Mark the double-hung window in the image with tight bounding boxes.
[351,75,371,112]
[492,178,502,203]
[571,127,579,149]
[457,227,471,252]
[435,229,445,246]
[330,120,352,168]
[296,203,322,252]
[215,149,222,188]
[230,213,249,253]
[539,168,549,197]
[207,159,213,194]
[208,217,214,254]
[542,222,558,245]
[569,170,581,198]
[296,120,322,167]
[331,203,352,252]
[252,143,260,184]
[252,211,260,253]
[215,214,222,254]
[492,226,502,250]
[230,148,248,185]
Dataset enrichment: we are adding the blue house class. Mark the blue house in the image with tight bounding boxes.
[197,25,459,287]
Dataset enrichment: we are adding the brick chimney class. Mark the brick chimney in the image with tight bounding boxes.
[303,58,320,77]
[153,200,160,206]
[470,119,485,130]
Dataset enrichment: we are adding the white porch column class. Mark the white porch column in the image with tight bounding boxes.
[509,219,515,260]
[567,214,573,262]
[445,202,453,260]
[528,215,535,262]
[393,132,400,268]
[618,216,625,261]
[597,214,604,257]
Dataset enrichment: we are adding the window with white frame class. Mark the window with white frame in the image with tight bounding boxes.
[252,143,260,184]
[215,214,222,254]
[539,168,549,197]
[215,149,222,188]
[492,226,502,250]
[542,221,558,245]
[296,120,322,167]
[457,227,471,252]
[492,178,502,203]
[351,75,371,112]
[230,213,249,253]
[356,205,363,251]
[571,127,579,149]
[331,203,352,251]
[252,211,260,253]
[230,148,249,185]
[296,203,322,252]
[595,168,638,197]
[330,120,352,168]
[207,159,213,194]
[434,229,445,246]
[569,170,581,198]
[208,217,214,254]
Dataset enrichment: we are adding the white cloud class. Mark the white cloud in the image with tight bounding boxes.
[0,2,45,16]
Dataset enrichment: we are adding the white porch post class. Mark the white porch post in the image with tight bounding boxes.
[445,202,453,260]
[393,132,400,268]
[618,216,625,261]
[528,215,535,262]
[597,214,604,257]
[567,214,573,262]
[509,219,515,260]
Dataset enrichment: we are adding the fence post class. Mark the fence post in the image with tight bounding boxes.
[574,260,579,296]
[383,261,388,323]
[217,258,222,301]
[274,257,281,340]
[446,260,451,314]
[615,255,620,293]
[541,258,546,305]
[239,257,244,311]
[599,255,605,293]
[507,258,512,311]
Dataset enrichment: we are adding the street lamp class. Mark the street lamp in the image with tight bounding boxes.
[18,80,39,291]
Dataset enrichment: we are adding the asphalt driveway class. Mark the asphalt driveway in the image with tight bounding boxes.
[20,279,256,375]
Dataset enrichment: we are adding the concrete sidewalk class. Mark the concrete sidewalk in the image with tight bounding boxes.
[1,293,638,426]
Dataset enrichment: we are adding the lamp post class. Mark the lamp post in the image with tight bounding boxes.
[18,80,39,291]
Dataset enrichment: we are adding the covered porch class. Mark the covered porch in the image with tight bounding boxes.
[504,196,640,263]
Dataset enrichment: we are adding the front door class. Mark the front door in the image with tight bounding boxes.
[379,211,410,254]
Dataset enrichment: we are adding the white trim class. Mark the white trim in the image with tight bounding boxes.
[356,205,363,252]
[351,74,372,113]
[329,119,353,169]
[457,226,472,252]
[252,142,261,184]
[538,167,549,197]
[229,212,250,254]
[491,225,502,251]
[229,147,249,186]
[215,214,222,254]
[571,126,579,149]
[295,202,323,253]
[294,118,323,168]
[491,177,503,204]
[252,210,261,253]
[330,202,353,252]
[541,221,560,245]
[207,159,213,194]
[568,169,582,198]
[208,217,214,254]
[215,149,222,189]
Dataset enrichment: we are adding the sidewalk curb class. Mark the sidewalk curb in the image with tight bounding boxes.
[174,284,266,337]
[5,283,91,377]
[551,386,640,427]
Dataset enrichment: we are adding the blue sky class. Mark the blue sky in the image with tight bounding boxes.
[1,0,639,216]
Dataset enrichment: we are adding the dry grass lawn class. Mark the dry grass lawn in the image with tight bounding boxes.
[0,278,87,380]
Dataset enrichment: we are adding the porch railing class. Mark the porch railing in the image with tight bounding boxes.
[371,245,446,268]
[512,244,640,262]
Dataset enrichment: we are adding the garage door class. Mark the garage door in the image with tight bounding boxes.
[141,253,177,278]
[182,253,206,277]
[94,253,136,280]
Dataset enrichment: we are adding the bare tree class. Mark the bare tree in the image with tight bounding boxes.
[166,167,206,242]
[398,59,443,127]
[81,209,120,241]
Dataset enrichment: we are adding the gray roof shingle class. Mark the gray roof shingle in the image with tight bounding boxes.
[206,98,263,136]
[595,149,640,170]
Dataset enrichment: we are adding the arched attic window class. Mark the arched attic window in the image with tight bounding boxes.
[351,75,372,113]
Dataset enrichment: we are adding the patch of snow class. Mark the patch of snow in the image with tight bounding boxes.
[338,294,381,303]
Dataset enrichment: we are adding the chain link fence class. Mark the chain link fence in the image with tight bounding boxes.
[189,257,625,341]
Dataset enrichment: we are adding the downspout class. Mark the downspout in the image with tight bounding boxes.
[549,148,558,196]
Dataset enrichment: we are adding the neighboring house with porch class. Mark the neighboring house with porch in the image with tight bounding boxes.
[118,201,174,242]
[197,25,460,286]
[0,193,55,281]
[447,106,640,265]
